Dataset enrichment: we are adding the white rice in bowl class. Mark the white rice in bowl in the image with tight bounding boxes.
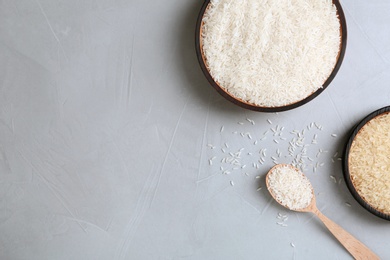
[201,0,341,107]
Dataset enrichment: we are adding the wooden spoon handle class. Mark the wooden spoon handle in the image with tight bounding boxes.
[313,209,379,260]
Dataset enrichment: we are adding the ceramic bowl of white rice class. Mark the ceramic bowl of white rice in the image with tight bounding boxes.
[195,0,347,112]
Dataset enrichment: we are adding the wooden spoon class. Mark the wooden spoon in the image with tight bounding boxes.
[265,164,379,260]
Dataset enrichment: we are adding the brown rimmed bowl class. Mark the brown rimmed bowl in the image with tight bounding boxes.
[195,0,347,112]
[343,106,390,220]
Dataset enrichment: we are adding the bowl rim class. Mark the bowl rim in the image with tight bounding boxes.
[195,0,348,112]
[343,106,390,221]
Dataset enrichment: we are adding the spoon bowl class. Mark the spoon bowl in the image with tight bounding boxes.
[266,164,315,212]
[266,164,379,260]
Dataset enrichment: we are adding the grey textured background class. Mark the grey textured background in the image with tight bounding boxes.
[0,0,390,259]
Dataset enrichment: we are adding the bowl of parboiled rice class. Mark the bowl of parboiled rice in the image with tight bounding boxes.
[195,0,347,112]
[343,106,390,220]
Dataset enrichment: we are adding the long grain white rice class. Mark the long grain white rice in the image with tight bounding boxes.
[267,165,313,210]
[202,0,341,107]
